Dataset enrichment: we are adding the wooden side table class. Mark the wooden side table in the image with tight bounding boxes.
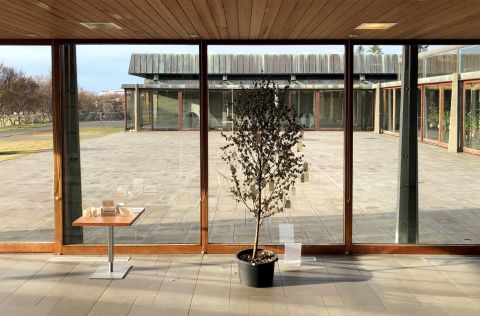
[72,208,145,279]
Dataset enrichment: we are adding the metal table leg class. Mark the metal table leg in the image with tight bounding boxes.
[90,226,132,279]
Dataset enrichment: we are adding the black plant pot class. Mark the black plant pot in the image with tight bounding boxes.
[235,249,278,288]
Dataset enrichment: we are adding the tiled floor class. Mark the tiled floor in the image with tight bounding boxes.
[0,254,479,316]
[0,130,479,244]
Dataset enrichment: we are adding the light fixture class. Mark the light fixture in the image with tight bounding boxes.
[349,34,359,38]
[355,23,397,30]
[27,33,39,38]
[189,34,199,39]
[80,22,122,30]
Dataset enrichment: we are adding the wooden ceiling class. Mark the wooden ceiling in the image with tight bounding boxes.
[0,0,479,40]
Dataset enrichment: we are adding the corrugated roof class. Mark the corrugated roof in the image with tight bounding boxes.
[128,53,402,76]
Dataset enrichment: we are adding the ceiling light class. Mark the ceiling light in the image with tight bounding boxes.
[355,23,397,30]
[349,34,359,38]
[37,2,51,10]
[27,33,39,38]
[189,34,199,39]
[80,22,122,30]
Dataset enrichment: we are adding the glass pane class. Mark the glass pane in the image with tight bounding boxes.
[394,89,401,132]
[0,46,53,242]
[442,88,452,143]
[153,91,178,129]
[126,90,134,130]
[460,45,480,73]
[74,44,200,244]
[353,90,374,131]
[383,89,394,132]
[319,91,343,128]
[291,90,315,129]
[183,91,200,129]
[209,90,232,130]
[353,45,403,243]
[140,91,152,130]
[464,82,480,150]
[425,86,440,141]
[417,88,422,138]
[208,45,344,245]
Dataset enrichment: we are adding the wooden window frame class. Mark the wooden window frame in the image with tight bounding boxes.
[0,39,478,255]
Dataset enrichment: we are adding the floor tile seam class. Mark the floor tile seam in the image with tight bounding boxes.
[34,261,82,308]
[0,258,51,304]
[85,279,113,316]
[186,253,204,315]
[151,258,173,303]
[431,263,473,299]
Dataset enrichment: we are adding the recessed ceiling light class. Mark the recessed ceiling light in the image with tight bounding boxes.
[349,34,359,38]
[80,22,122,30]
[27,33,39,38]
[37,2,51,10]
[355,23,397,30]
[189,34,199,39]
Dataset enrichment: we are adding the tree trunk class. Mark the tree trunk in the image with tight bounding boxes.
[252,213,261,260]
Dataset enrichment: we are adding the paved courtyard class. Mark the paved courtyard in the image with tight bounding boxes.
[0,253,479,316]
[0,129,479,244]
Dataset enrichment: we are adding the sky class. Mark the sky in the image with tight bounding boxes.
[0,44,437,93]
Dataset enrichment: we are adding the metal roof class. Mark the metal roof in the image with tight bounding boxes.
[128,53,401,77]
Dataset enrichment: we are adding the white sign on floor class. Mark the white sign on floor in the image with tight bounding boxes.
[284,242,302,266]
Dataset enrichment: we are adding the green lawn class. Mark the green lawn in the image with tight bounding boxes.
[0,125,123,162]
[0,123,52,132]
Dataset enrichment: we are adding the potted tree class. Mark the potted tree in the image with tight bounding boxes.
[220,80,304,287]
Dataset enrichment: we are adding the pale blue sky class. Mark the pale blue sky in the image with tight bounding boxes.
[0,44,429,93]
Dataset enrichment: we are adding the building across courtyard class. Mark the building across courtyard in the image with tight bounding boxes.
[123,45,480,155]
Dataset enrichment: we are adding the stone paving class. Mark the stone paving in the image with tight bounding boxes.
[0,253,479,316]
[0,130,479,245]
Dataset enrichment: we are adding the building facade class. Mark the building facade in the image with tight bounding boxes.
[123,45,480,155]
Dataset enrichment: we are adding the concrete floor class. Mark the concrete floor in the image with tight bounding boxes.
[0,130,479,244]
[0,253,479,316]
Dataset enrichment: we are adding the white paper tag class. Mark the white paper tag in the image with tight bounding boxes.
[284,242,302,266]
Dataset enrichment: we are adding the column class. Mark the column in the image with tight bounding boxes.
[374,84,381,133]
[134,84,140,131]
[396,45,419,244]
[61,44,83,244]
[448,73,460,152]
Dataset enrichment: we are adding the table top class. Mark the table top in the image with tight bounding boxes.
[72,208,145,227]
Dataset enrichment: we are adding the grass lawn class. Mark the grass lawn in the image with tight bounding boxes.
[0,125,123,162]
[0,123,52,132]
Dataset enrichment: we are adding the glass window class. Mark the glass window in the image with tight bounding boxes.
[209,90,232,130]
[395,89,401,132]
[464,82,480,150]
[153,91,178,129]
[424,86,440,141]
[0,45,53,243]
[183,91,200,129]
[424,50,458,77]
[382,89,394,132]
[353,90,374,131]
[291,90,315,129]
[460,45,480,73]
[442,88,452,143]
[74,44,200,244]
[125,90,135,130]
[140,91,152,130]
[319,91,343,128]
[208,45,345,245]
